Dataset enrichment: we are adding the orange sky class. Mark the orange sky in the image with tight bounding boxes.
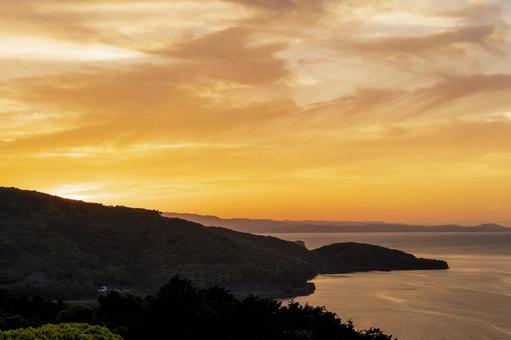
[2,0,511,225]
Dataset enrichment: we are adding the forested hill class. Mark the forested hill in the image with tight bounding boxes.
[0,187,447,299]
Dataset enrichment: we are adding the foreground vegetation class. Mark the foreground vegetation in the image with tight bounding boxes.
[0,277,392,339]
[0,323,121,340]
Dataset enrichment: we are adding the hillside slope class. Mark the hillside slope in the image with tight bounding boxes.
[0,187,447,299]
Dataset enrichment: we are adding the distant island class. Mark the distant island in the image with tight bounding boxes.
[165,212,510,234]
[0,187,447,300]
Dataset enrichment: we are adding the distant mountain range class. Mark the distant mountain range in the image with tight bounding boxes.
[0,187,447,299]
[164,213,510,234]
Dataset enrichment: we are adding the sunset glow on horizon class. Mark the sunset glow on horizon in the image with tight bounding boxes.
[2,0,511,225]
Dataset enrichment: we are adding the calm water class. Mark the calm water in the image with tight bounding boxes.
[269,232,511,340]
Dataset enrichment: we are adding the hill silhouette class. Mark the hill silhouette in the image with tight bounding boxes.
[311,243,447,273]
[165,212,510,233]
[0,187,447,299]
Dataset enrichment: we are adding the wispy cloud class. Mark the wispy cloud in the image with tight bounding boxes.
[1,0,511,224]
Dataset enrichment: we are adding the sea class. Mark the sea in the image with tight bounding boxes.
[268,232,511,340]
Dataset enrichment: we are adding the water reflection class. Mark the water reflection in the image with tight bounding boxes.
[272,232,511,340]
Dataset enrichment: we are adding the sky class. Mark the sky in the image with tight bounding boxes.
[1,0,511,225]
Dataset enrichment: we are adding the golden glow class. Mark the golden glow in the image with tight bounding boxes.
[0,35,143,61]
[1,0,511,225]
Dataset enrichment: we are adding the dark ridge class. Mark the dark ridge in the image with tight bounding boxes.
[0,187,447,300]
[310,242,448,274]
[165,212,510,233]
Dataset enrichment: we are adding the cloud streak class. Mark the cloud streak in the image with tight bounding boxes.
[344,25,501,58]
[1,0,511,224]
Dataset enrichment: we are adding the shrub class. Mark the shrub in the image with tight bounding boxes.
[0,323,122,340]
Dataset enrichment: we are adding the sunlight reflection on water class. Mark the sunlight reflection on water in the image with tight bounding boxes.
[273,232,511,340]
